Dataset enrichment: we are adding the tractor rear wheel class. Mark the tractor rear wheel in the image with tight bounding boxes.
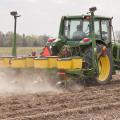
[84,45,113,85]
[96,48,112,84]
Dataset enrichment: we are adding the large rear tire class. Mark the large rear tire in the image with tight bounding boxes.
[96,48,113,84]
[84,45,113,85]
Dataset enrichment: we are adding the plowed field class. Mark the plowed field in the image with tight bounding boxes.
[0,74,120,120]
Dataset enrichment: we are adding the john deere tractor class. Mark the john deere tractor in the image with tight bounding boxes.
[41,7,120,86]
[0,7,119,87]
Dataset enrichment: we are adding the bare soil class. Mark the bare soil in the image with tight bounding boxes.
[0,74,120,120]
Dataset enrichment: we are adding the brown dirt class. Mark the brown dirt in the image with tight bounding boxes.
[0,74,120,120]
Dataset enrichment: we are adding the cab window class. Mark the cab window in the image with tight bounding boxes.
[101,20,110,42]
[94,20,101,40]
[64,19,89,40]
[94,20,110,43]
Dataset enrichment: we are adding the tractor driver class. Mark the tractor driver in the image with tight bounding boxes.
[72,20,86,40]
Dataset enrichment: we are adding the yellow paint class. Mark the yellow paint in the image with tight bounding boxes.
[47,56,58,68]
[11,58,26,68]
[72,57,83,69]
[57,58,72,70]
[2,57,11,67]
[34,58,48,68]
[0,58,5,68]
[26,57,35,68]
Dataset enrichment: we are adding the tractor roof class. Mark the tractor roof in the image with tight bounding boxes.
[64,15,112,20]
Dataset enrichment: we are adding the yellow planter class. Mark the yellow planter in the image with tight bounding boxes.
[2,56,14,67]
[47,56,58,68]
[72,57,83,69]
[34,57,48,68]
[11,57,26,68]
[57,58,72,70]
[26,57,35,67]
[0,58,5,68]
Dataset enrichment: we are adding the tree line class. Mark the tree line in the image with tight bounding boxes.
[0,30,120,47]
[0,31,49,47]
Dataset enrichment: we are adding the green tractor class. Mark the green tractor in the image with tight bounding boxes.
[41,7,120,86]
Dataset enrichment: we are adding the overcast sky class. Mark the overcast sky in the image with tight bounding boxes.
[0,0,120,36]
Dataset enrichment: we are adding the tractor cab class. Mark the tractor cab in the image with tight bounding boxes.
[59,15,112,45]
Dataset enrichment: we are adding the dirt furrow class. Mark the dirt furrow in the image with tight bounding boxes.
[2,101,120,120]
[1,85,120,106]
[1,92,120,119]
[0,90,120,114]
